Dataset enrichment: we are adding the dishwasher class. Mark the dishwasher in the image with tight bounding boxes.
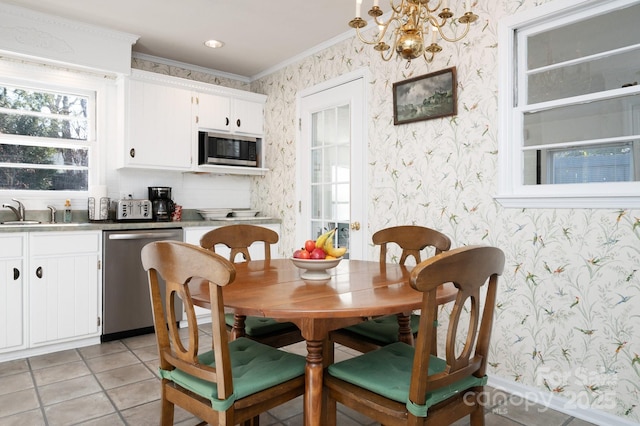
[102,228,184,341]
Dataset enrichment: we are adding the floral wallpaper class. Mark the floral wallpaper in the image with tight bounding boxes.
[247,0,640,423]
[135,0,640,422]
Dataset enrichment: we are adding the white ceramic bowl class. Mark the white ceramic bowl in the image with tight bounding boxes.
[290,257,342,280]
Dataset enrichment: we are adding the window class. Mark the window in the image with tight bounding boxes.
[497,0,640,208]
[0,82,94,191]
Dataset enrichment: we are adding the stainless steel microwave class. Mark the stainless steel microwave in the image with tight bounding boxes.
[198,131,258,167]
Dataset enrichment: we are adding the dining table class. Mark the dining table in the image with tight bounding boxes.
[189,258,457,426]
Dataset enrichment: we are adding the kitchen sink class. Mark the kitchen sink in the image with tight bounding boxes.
[1,220,41,225]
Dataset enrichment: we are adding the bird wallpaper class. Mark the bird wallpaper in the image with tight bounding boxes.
[135,0,640,423]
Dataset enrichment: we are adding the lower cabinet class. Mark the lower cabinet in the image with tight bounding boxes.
[0,234,26,353]
[183,223,281,321]
[29,232,101,346]
[0,231,102,360]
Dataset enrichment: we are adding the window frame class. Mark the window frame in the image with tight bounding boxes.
[497,0,640,208]
[0,58,111,200]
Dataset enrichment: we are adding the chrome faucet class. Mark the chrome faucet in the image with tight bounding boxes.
[2,198,25,221]
[47,205,57,224]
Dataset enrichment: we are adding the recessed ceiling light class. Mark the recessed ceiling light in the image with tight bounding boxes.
[204,39,224,49]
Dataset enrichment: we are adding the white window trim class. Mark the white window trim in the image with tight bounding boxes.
[0,58,116,205]
[496,0,640,209]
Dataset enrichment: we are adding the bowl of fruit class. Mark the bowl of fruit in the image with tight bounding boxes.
[291,228,347,280]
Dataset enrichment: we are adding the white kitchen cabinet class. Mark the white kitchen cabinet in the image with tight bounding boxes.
[120,72,193,170]
[118,70,267,174]
[0,234,26,354]
[195,92,231,132]
[195,91,265,136]
[28,232,101,347]
[183,223,280,321]
[228,97,264,135]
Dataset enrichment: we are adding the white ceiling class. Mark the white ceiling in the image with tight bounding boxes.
[3,0,359,78]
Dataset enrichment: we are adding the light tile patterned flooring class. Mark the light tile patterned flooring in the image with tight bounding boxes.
[0,325,598,426]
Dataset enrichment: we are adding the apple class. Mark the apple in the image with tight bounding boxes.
[310,248,326,259]
[294,249,311,259]
[298,249,311,259]
[304,239,316,252]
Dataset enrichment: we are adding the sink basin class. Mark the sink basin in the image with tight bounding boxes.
[1,220,41,225]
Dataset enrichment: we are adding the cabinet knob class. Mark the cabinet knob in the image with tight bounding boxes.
[236,119,241,127]
[13,268,20,280]
[225,117,230,126]
[36,266,43,279]
[129,148,135,158]
[350,221,361,231]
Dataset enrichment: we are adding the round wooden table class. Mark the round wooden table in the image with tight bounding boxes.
[190,258,457,426]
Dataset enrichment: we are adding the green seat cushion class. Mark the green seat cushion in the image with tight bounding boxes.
[159,337,305,411]
[224,313,298,337]
[343,314,420,344]
[327,341,486,417]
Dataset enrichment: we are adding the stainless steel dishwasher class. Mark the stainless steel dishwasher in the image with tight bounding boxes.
[102,228,184,341]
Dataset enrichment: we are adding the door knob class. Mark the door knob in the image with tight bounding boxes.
[350,221,361,231]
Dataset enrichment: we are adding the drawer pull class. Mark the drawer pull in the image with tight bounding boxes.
[13,267,19,280]
[36,266,43,279]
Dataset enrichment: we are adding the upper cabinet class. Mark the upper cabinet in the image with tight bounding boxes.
[196,93,264,136]
[118,70,267,175]
[196,93,231,132]
[121,75,193,170]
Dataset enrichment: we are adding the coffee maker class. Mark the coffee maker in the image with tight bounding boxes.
[148,186,175,222]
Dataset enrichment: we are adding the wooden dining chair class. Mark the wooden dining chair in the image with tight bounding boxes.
[325,245,505,426]
[331,225,451,353]
[141,241,306,426]
[200,224,304,348]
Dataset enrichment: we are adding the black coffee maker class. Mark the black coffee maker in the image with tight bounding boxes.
[148,186,175,222]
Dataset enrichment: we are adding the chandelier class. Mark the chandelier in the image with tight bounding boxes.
[348,0,478,65]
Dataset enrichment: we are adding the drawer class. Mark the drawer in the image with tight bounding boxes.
[0,235,24,258]
[29,232,100,256]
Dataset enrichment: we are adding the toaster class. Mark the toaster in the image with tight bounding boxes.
[114,199,152,221]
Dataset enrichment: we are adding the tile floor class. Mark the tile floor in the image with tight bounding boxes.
[0,326,597,426]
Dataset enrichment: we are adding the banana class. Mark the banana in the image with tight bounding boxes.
[323,230,347,258]
[327,246,347,258]
[315,228,336,249]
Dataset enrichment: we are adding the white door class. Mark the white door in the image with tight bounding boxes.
[297,71,368,260]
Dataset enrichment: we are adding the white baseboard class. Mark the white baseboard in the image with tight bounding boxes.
[488,375,638,426]
[0,336,100,363]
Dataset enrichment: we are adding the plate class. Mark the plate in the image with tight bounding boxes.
[232,210,259,218]
[197,209,232,220]
[218,216,272,221]
[290,257,342,280]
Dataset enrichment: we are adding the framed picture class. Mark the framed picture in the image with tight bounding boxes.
[393,67,457,125]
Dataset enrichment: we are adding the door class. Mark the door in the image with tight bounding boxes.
[297,71,368,260]
[29,232,101,346]
[127,78,192,169]
[0,234,25,353]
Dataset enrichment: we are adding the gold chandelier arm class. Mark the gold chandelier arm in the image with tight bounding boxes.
[380,47,395,61]
[423,0,442,15]
[436,20,472,43]
[354,26,385,46]
[423,48,436,63]
[389,0,405,15]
